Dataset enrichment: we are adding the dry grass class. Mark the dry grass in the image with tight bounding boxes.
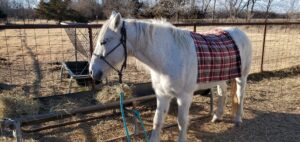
[0,90,40,119]
[0,82,135,121]
[0,89,94,119]
[41,96,94,113]
[95,83,134,103]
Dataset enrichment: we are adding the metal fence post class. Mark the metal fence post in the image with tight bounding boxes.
[88,27,95,90]
[74,28,78,63]
[193,24,197,32]
[261,22,268,72]
[88,27,94,58]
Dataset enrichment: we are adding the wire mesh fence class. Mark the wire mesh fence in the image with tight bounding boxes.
[0,22,299,96]
[0,26,99,96]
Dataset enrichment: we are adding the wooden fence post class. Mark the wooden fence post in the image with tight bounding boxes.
[261,22,268,72]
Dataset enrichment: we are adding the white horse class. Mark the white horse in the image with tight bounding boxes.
[89,12,252,142]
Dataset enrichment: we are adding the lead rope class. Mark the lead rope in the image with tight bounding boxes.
[119,92,131,142]
[119,92,149,142]
[131,110,149,142]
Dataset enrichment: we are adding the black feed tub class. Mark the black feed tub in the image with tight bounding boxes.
[63,61,92,85]
[60,61,100,93]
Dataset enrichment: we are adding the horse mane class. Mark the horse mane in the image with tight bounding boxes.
[127,19,190,49]
[98,17,190,50]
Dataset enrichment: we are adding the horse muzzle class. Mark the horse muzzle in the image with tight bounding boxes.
[89,70,103,81]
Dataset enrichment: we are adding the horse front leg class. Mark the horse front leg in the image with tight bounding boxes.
[177,94,193,142]
[150,95,171,142]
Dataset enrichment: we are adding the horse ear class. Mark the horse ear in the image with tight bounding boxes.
[109,12,122,32]
[110,11,117,19]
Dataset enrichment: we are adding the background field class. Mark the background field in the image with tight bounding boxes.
[1,24,300,95]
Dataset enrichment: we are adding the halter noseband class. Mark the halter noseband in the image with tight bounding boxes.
[93,21,127,83]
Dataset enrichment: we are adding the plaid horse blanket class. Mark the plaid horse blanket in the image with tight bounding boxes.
[190,29,241,83]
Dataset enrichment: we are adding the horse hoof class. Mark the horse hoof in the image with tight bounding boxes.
[233,117,242,127]
[177,139,187,142]
[234,121,242,127]
[211,114,222,123]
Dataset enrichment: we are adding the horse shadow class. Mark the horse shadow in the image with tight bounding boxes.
[248,65,300,83]
[25,115,101,142]
[188,108,300,142]
[25,92,98,142]
[0,83,17,91]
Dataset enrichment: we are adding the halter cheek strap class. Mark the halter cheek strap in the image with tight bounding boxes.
[93,21,127,83]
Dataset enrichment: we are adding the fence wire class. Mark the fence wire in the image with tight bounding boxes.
[0,23,299,95]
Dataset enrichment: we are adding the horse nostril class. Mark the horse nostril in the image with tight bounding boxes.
[90,71,103,80]
[97,71,103,79]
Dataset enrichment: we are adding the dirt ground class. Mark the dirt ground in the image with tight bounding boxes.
[0,66,300,142]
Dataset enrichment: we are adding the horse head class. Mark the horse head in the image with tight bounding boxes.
[89,11,127,81]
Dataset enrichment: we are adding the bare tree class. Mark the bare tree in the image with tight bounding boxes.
[191,0,195,9]
[224,0,237,20]
[286,0,298,21]
[245,0,251,21]
[245,0,260,22]
[250,0,258,16]
[0,0,36,23]
[264,0,273,21]
[212,0,216,20]
[152,0,178,19]
[71,0,103,20]
[225,0,250,20]
[200,0,212,16]
[0,0,9,12]
[102,0,144,18]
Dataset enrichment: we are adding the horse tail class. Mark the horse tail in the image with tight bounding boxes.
[231,79,238,118]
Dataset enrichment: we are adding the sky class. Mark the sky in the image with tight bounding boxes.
[17,0,300,14]
[145,0,300,13]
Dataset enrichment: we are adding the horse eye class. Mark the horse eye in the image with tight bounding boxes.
[100,41,107,45]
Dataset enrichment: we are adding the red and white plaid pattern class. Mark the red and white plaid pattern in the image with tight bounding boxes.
[190,29,241,83]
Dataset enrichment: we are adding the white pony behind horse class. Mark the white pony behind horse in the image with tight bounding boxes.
[89,12,252,142]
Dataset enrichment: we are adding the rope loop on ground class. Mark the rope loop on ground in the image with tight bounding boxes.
[119,92,149,142]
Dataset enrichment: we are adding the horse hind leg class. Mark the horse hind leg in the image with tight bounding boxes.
[232,76,247,126]
[211,82,227,122]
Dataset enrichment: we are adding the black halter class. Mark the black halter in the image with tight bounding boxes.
[93,21,127,83]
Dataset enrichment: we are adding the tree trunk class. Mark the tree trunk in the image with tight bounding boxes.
[265,0,273,22]
[212,0,216,20]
